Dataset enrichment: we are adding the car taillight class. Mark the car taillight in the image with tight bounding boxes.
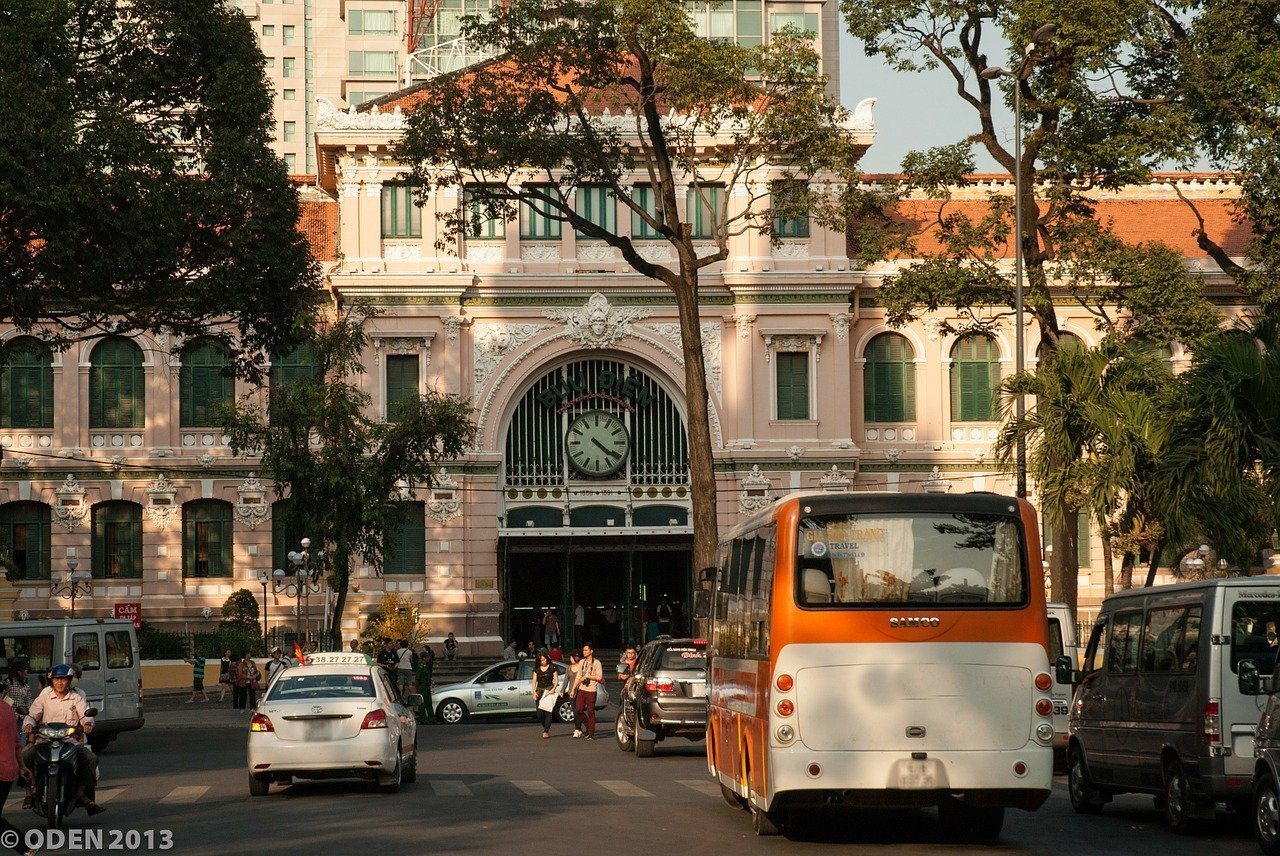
[138,678,144,707]
[1034,673,1052,692]
[645,678,675,693]
[777,699,794,717]
[1202,699,1221,745]
[1035,698,1053,717]
[776,674,793,692]
[250,714,274,733]
[362,709,388,729]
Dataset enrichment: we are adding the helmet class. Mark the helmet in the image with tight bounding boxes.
[49,664,74,679]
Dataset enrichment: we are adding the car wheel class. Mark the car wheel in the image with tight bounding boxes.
[751,804,784,836]
[938,800,1004,843]
[1256,772,1280,856]
[636,730,656,758]
[720,781,747,811]
[436,699,467,725]
[1164,758,1203,835]
[1068,746,1105,814]
[615,710,634,753]
[557,698,576,724]
[379,753,403,794]
[248,773,270,797]
[403,743,418,784]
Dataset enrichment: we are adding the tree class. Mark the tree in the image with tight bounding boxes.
[360,592,431,650]
[996,338,1169,615]
[394,0,891,578]
[221,588,262,634]
[219,305,477,649]
[0,0,319,369]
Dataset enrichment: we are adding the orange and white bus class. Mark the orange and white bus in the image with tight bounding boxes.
[706,491,1052,839]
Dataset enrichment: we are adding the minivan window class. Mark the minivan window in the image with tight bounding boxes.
[1107,611,1143,674]
[1141,606,1202,673]
[1231,601,1280,674]
[0,635,54,673]
[72,633,101,671]
[1048,618,1064,662]
[1083,618,1108,672]
[105,631,133,668]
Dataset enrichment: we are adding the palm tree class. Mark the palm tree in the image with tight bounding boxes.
[1154,317,1280,574]
[997,338,1170,616]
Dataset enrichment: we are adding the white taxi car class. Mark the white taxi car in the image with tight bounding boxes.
[247,652,418,795]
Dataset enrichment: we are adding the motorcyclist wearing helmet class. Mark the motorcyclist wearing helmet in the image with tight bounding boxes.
[20,665,104,815]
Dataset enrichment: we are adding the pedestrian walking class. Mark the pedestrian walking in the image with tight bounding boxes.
[530,652,558,738]
[542,608,561,647]
[395,639,417,698]
[0,692,30,856]
[444,632,458,661]
[573,603,585,646]
[563,653,581,735]
[3,662,31,751]
[571,644,603,740]
[183,651,209,703]
[265,647,290,686]
[232,653,261,713]
[415,646,434,722]
[216,648,233,703]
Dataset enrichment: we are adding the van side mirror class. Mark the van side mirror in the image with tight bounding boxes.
[692,590,711,621]
[1240,660,1264,696]
[1054,655,1076,686]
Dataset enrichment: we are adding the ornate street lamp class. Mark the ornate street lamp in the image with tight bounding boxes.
[51,559,93,617]
[274,537,323,646]
[981,22,1060,499]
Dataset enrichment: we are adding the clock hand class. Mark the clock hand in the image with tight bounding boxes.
[591,437,620,459]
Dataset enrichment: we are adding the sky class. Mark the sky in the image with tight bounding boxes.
[837,21,1007,175]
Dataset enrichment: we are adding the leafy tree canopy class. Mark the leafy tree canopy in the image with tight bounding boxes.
[221,588,262,634]
[0,0,319,372]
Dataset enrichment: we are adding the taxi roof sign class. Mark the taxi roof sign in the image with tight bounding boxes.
[304,652,374,667]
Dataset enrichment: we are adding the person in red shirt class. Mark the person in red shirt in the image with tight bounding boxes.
[548,644,564,663]
[0,692,28,854]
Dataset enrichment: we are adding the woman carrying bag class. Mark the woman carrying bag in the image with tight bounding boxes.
[531,652,558,739]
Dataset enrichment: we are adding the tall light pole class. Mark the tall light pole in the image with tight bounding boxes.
[51,558,93,617]
[982,22,1060,499]
[256,570,271,655]
[273,537,322,646]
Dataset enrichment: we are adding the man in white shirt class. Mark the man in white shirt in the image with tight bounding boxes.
[395,640,416,697]
[265,647,290,685]
[21,664,104,814]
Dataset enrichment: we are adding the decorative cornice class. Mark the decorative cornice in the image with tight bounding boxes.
[316,96,406,131]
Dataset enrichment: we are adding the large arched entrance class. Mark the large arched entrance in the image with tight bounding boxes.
[499,357,693,651]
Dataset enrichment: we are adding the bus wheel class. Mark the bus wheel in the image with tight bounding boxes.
[751,804,784,836]
[938,800,1004,843]
[719,781,746,811]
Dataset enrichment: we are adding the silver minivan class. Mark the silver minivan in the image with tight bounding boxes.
[1062,577,1276,833]
[0,618,143,750]
[1048,602,1080,758]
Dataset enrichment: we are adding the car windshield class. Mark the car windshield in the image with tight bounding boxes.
[797,512,1026,607]
[659,646,706,671]
[266,673,376,700]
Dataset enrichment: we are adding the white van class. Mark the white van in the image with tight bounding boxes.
[0,618,143,750]
[1047,602,1080,756]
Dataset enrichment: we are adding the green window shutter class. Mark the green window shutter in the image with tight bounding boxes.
[575,185,616,234]
[3,502,52,580]
[385,355,419,421]
[182,507,197,577]
[902,354,917,421]
[633,186,662,239]
[521,186,562,240]
[385,502,426,575]
[865,334,913,423]
[1,338,53,429]
[776,352,809,420]
[181,342,233,427]
[952,335,997,422]
[90,338,143,429]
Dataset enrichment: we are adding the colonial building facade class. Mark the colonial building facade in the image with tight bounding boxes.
[0,91,1254,651]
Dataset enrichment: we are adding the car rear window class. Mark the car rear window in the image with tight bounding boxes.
[659,646,706,671]
[266,673,376,700]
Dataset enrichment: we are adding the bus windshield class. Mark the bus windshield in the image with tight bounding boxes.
[796,512,1026,607]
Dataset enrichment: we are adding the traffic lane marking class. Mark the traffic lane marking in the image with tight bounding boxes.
[159,785,210,804]
[430,780,473,796]
[596,780,653,797]
[677,779,721,797]
[511,780,562,796]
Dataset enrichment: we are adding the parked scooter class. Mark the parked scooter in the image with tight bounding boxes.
[29,706,98,829]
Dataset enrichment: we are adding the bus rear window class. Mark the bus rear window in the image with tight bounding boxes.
[796,513,1026,607]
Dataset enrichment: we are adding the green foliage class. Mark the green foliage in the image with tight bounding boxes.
[0,0,319,372]
[220,588,261,634]
[360,592,430,649]
[218,304,477,647]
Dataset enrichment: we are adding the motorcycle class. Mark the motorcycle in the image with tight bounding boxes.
[29,706,98,830]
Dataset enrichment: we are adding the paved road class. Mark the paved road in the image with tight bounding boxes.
[5,698,1258,855]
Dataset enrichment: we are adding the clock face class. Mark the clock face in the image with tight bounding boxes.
[566,410,629,477]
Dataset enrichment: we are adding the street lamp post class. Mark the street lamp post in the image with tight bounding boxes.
[51,559,93,617]
[981,22,1060,499]
[256,571,271,655]
[273,537,322,647]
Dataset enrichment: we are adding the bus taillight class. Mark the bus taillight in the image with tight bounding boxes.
[776,674,793,692]
[777,699,794,717]
[1034,698,1053,717]
[1034,673,1052,691]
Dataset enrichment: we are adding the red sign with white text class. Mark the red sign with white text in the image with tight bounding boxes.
[113,602,142,629]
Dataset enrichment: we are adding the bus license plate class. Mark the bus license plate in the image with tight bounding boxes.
[897,761,937,789]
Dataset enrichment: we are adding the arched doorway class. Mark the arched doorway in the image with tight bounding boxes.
[499,357,693,651]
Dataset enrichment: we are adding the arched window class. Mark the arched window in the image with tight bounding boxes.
[1035,331,1083,361]
[183,500,233,578]
[384,501,425,575]
[0,337,54,429]
[863,333,916,423]
[180,341,235,428]
[0,501,51,580]
[269,344,321,422]
[89,337,144,429]
[950,334,1001,422]
[91,501,143,579]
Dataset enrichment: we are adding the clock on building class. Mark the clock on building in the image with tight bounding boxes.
[566,410,629,477]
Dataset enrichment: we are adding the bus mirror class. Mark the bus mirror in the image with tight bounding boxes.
[692,590,711,620]
[1240,660,1262,696]
[698,567,717,586]
[1054,655,1075,686]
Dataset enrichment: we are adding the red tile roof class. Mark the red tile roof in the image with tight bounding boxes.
[297,198,338,261]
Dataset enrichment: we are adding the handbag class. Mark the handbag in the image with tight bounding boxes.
[537,690,557,713]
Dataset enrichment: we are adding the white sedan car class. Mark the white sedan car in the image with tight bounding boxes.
[247,653,418,795]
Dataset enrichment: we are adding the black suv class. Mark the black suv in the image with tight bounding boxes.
[614,637,707,758]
